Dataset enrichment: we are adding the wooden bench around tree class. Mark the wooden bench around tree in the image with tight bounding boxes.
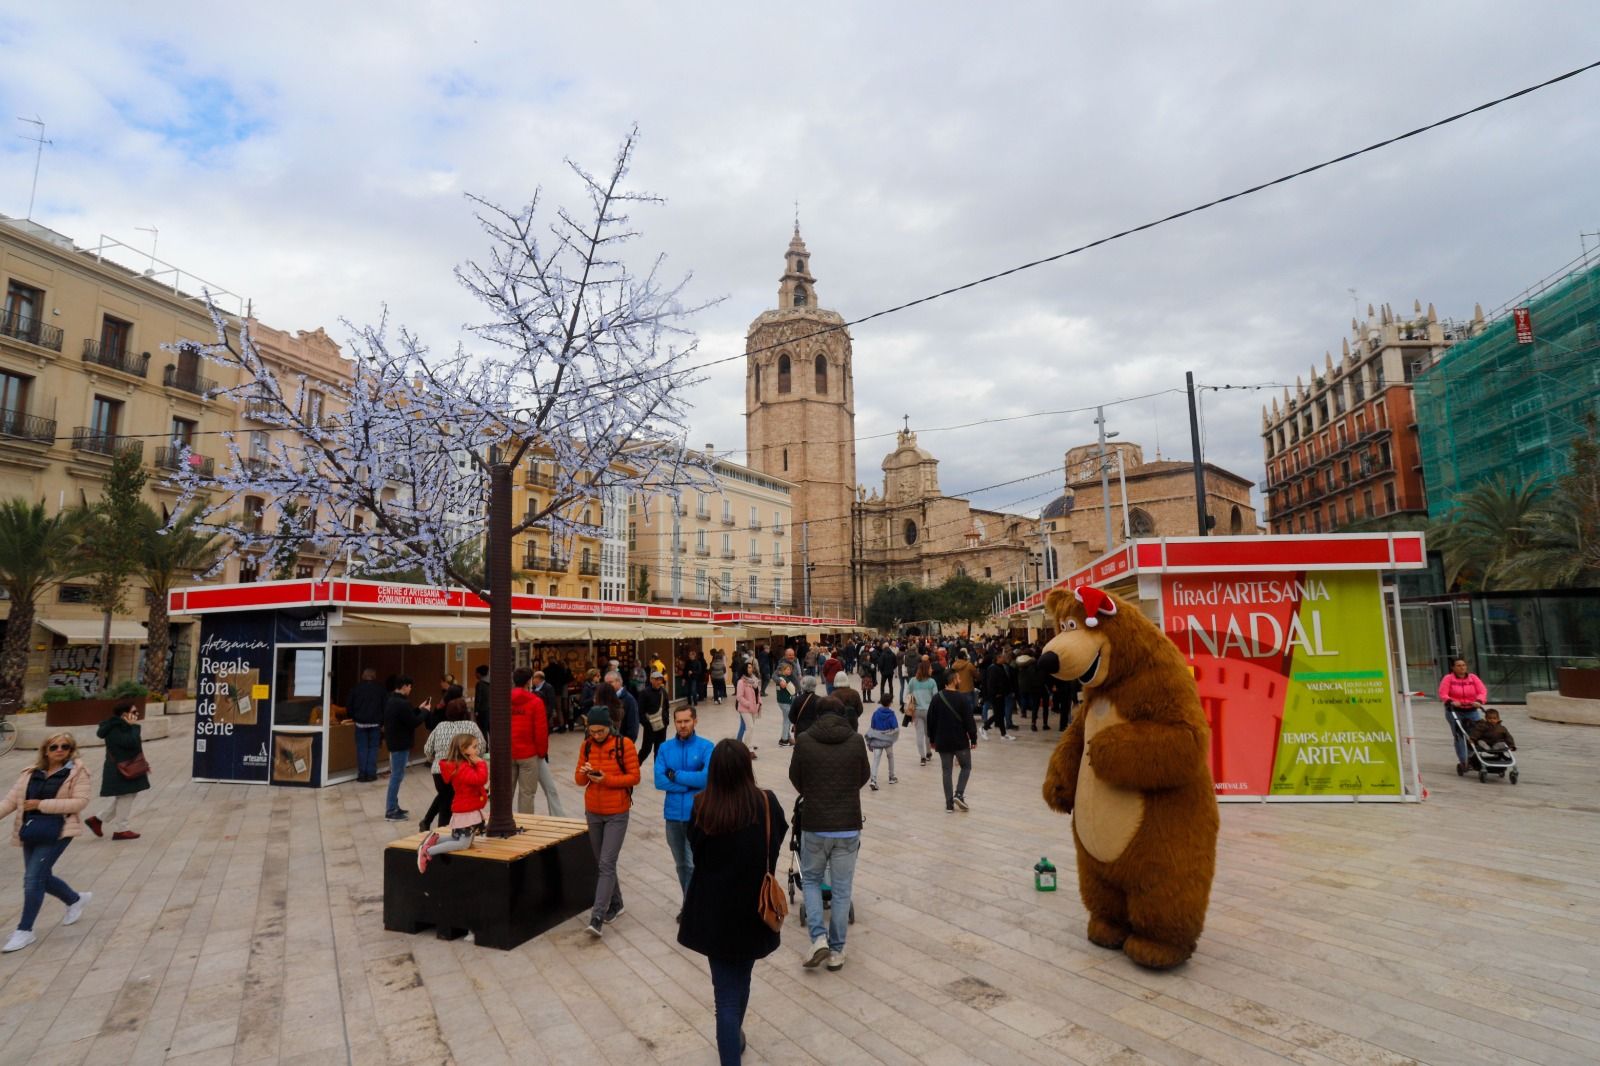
[383,815,596,949]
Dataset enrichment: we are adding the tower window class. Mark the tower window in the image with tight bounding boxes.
[796,258,804,272]
[782,448,788,472]
[814,354,827,394]
[792,285,807,307]
[754,365,762,396]
[777,354,791,394]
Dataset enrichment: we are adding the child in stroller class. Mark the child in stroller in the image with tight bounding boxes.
[785,796,855,926]
[1448,705,1519,784]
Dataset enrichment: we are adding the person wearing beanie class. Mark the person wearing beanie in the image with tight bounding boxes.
[575,706,640,938]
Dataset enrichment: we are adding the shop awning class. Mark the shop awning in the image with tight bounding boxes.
[36,618,148,644]
[516,619,619,641]
[345,613,492,645]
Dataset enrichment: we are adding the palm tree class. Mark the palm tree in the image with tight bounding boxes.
[0,500,86,706]
[1429,476,1550,591]
[139,504,230,696]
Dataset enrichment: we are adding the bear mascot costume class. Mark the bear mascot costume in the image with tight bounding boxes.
[1039,584,1218,970]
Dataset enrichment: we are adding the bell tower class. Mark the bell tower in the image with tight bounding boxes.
[745,225,856,617]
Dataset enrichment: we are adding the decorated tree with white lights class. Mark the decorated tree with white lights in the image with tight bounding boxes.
[172,127,716,833]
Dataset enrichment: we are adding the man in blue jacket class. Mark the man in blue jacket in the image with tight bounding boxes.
[653,704,714,899]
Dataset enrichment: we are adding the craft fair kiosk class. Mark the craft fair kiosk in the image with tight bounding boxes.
[170,578,856,788]
[1003,532,1429,802]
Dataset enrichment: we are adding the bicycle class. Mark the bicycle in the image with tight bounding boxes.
[0,697,19,756]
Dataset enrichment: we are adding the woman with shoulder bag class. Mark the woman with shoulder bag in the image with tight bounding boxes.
[678,739,788,1066]
[1,731,93,952]
[86,700,149,840]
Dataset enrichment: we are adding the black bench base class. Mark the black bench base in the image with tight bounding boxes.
[383,829,598,950]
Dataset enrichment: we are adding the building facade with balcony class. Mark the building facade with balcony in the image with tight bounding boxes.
[0,215,348,697]
[1260,300,1484,534]
[632,447,795,612]
[510,456,614,602]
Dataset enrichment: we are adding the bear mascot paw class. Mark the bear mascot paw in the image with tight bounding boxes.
[1039,585,1219,970]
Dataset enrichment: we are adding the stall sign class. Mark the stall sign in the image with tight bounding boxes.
[193,613,275,782]
[1163,570,1403,799]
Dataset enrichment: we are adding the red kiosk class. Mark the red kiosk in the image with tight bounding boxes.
[1003,533,1428,802]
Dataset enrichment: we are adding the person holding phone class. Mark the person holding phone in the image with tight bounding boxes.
[575,706,640,937]
[383,676,431,821]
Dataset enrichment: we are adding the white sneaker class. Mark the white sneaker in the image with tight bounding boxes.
[981,728,991,739]
[62,891,92,926]
[1003,734,1016,742]
[2,930,36,953]
[803,935,829,968]
[826,949,845,971]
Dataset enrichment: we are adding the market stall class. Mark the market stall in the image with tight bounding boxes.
[170,579,856,787]
[1001,533,1428,802]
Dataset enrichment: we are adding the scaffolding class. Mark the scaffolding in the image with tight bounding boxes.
[1415,249,1600,517]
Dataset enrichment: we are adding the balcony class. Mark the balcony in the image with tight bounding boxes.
[242,456,271,476]
[694,543,710,557]
[720,513,735,526]
[696,505,710,520]
[526,469,557,489]
[70,428,143,460]
[748,552,763,564]
[81,339,149,378]
[720,548,736,560]
[244,396,279,421]
[154,446,215,477]
[772,556,784,568]
[748,519,762,531]
[773,526,785,537]
[163,365,216,397]
[0,407,55,444]
[522,551,568,572]
[674,540,688,554]
[0,310,64,352]
[578,559,601,576]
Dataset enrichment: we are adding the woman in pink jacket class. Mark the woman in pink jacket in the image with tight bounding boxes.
[735,661,763,759]
[0,731,93,953]
[1438,658,1489,772]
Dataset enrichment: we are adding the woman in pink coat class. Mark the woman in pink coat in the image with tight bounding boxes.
[734,660,763,759]
[1438,658,1488,772]
[0,731,93,953]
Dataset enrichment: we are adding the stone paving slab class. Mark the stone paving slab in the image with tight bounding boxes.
[1,687,1597,1065]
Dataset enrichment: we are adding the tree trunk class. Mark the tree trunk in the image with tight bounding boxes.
[99,608,113,696]
[485,461,518,836]
[0,597,35,707]
[144,591,170,697]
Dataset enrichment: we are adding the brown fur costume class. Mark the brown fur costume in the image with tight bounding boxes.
[1040,587,1219,969]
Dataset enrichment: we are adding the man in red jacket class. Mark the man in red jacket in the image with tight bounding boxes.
[511,667,565,816]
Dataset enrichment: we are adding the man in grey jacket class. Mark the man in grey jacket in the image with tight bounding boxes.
[787,699,870,972]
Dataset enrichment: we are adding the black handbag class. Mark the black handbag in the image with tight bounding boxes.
[19,812,65,845]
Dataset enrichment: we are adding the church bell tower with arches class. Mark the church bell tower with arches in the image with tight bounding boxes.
[744,225,857,617]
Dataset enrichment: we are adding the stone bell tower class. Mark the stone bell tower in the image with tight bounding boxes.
[745,225,857,617]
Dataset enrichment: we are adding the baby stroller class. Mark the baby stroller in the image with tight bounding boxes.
[786,797,856,926]
[1447,705,1519,784]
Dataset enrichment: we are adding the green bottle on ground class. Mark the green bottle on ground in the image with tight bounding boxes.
[1034,856,1057,892]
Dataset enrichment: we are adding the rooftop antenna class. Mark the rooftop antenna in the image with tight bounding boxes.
[17,116,51,221]
[134,225,159,274]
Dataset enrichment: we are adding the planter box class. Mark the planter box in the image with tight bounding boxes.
[1557,668,1600,701]
[384,815,596,949]
[44,696,149,728]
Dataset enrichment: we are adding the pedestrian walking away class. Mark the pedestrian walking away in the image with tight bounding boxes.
[605,670,641,744]
[928,669,979,812]
[876,642,898,703]
[1,732,92,953]
[709,649,728,704]
[734,661,762,757]
[86,700,149,840]
[419,698,486,831]
[511,667,567,816]
[576,706,641,936]
[654,705,714,898]
[416,733,489,873]
[865,690,900,790]
[472,663,491,738]
[685,649,708,709]
[905,661,938,764]
[678,739,787,1066]
[789,701,870,971]
[983,650,1014,739]
[345,667,386,781]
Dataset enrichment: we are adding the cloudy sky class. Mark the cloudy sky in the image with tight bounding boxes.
[4,4,1598,519]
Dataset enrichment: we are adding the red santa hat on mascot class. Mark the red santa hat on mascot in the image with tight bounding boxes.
[1074,585,1117,627]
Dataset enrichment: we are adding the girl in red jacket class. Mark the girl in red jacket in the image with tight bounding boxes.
[417,734,489,873]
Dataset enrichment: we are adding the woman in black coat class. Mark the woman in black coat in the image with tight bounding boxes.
[677,739,787,1066]
[86,700,149,840]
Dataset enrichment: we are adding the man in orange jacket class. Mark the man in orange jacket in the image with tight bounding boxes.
[576,706,640,938]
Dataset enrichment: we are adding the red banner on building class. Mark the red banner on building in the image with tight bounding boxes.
[1513,306,1533,344]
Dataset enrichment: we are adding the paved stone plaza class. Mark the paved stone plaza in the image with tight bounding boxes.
[2,685,1598,1066]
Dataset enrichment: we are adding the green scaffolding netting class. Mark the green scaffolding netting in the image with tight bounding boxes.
[1416,259,1600,517]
